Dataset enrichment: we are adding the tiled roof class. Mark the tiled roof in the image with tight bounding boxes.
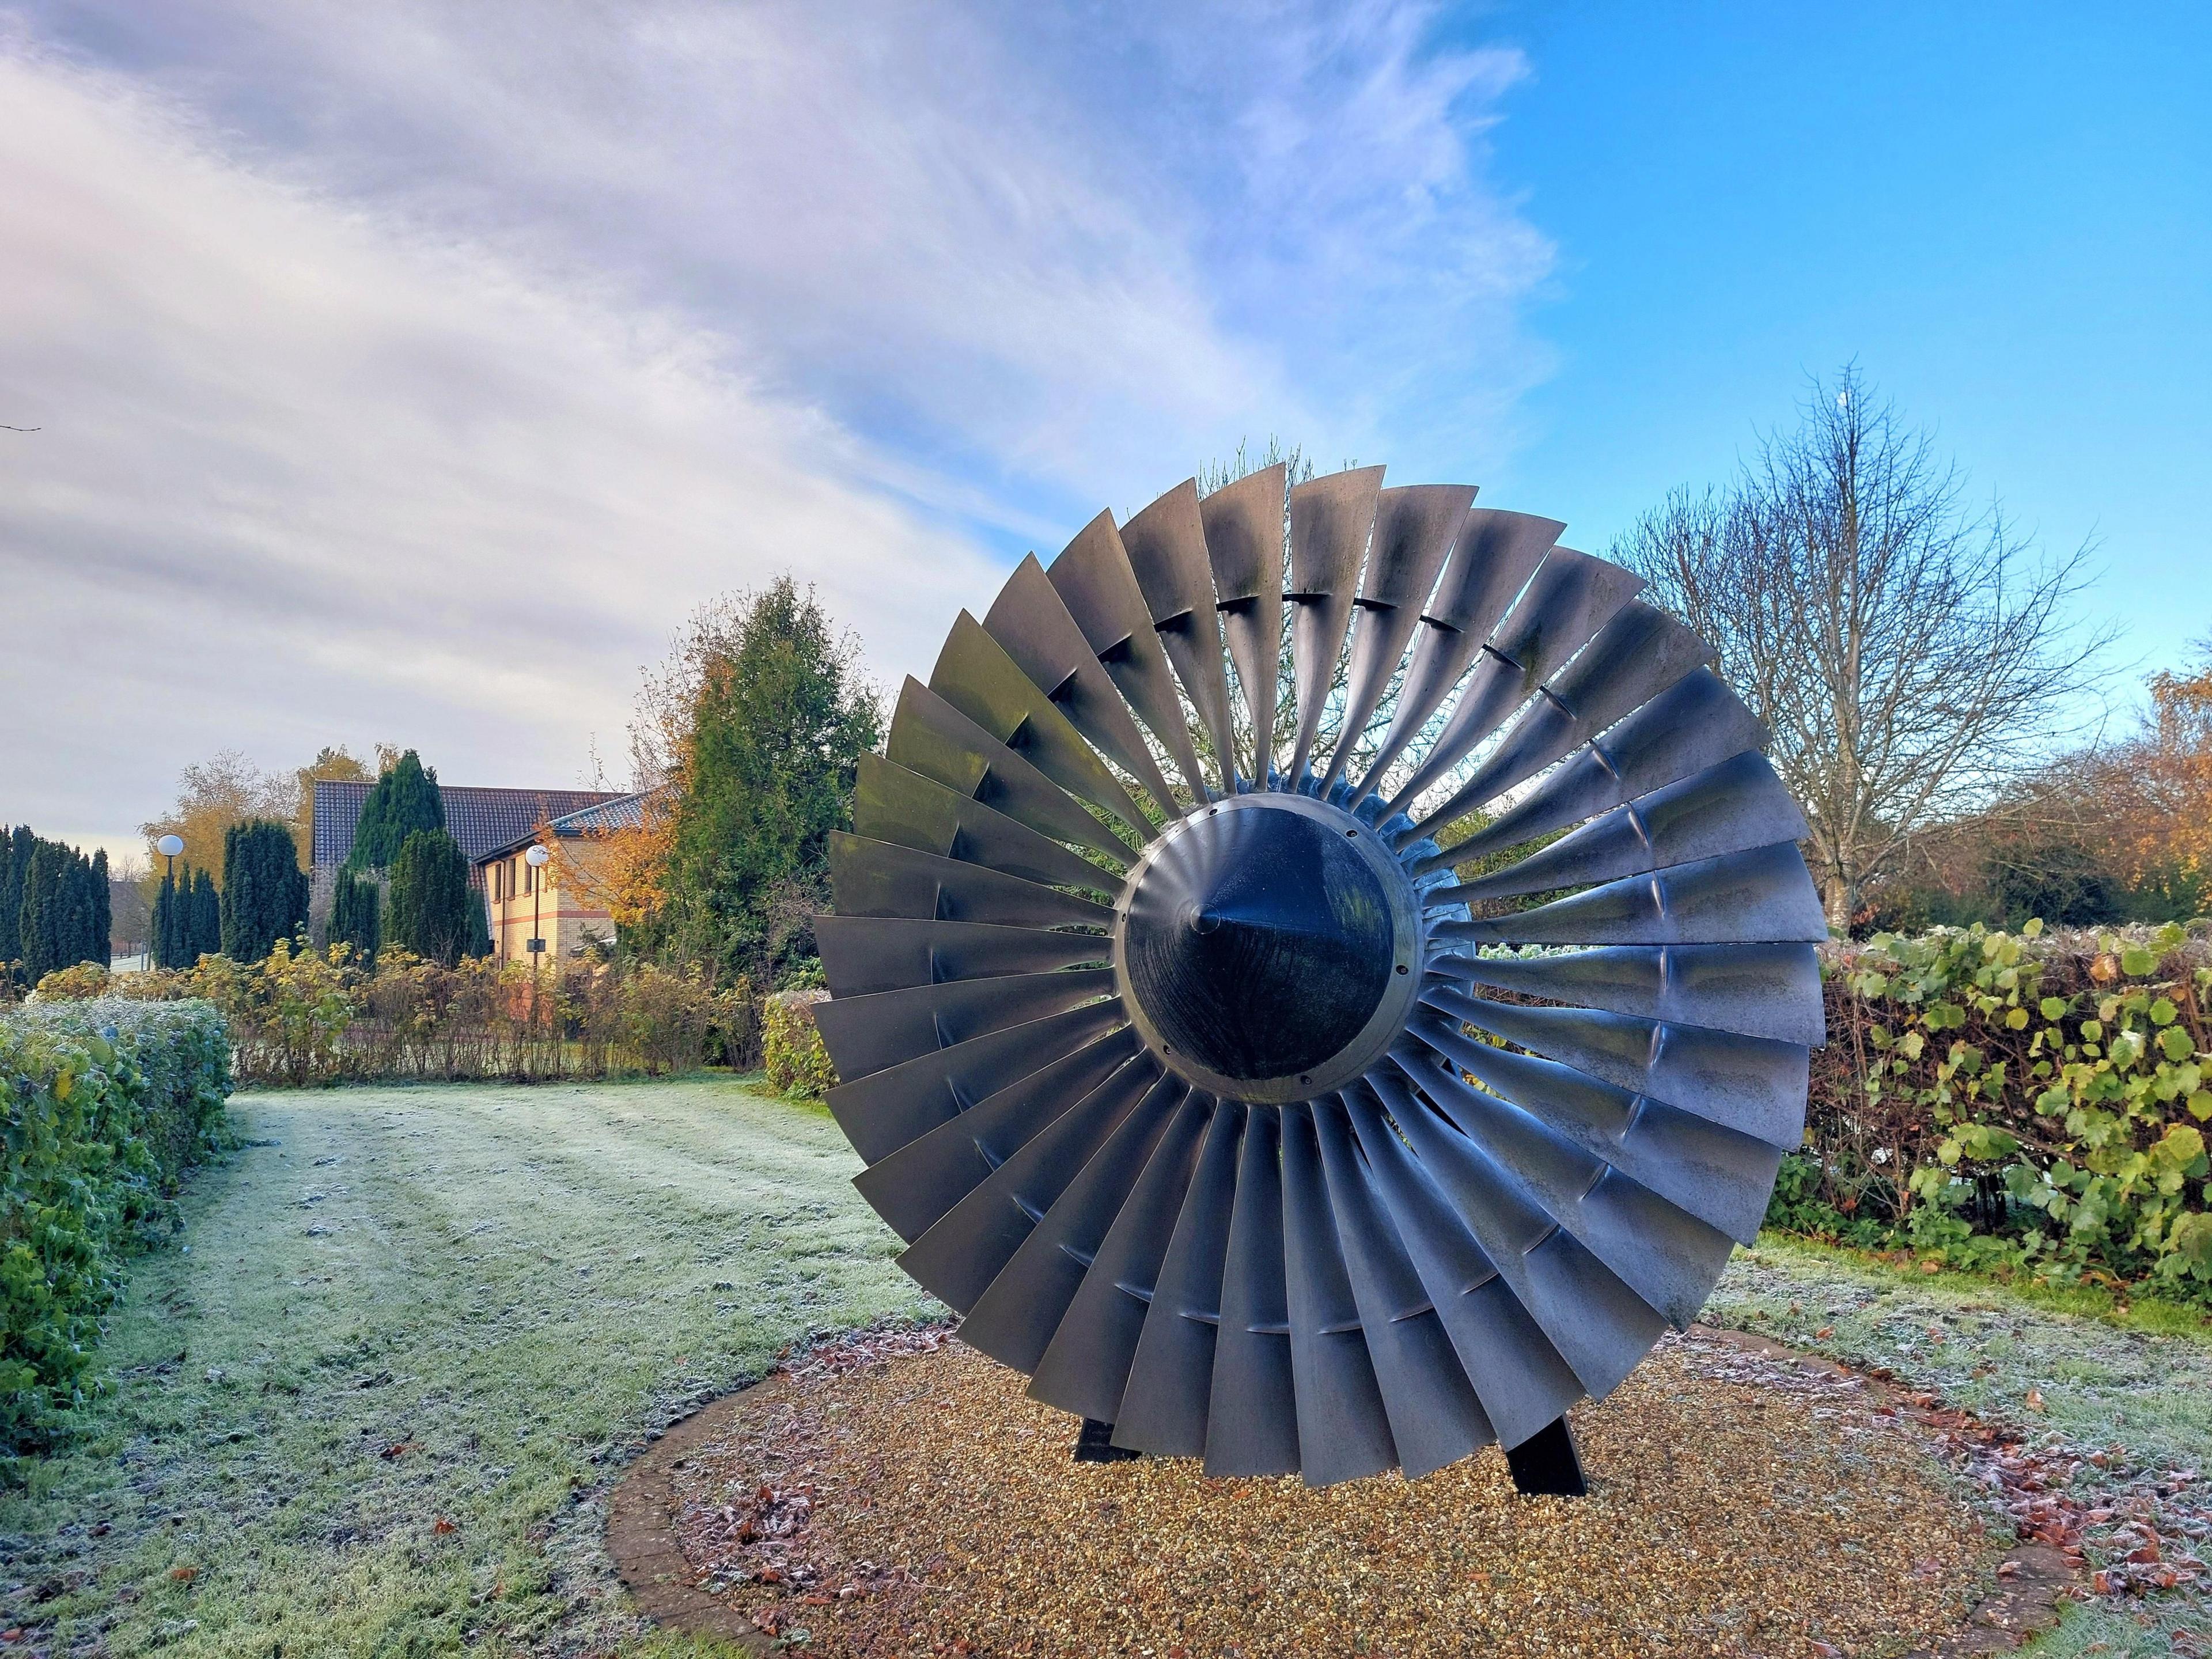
[475,789,664,862]
[310,779,628,868]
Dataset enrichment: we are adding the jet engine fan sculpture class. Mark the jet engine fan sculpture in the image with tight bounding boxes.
[815,464,1825,1493]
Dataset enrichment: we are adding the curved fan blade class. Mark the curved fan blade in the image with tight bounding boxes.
[829,834,1113,930]
[1281,1102,1399,1484]
[1387,547,1643,815]
[815,915,1109,998]
[853,1027,1143,1243]
[1027,1092,1215,1424]
[856,752,1118,895]
[1408,668,1767,876]
[1111,1101,1247,1456]
[1355,509,1561,800]
[1203,1103,1300,1476]
[984,555,1180,815]
[896,1051,1162,1313]
[1414,992,1808,1148]
[1389,1032,1781,1244]
[1319,484,1475,791]
[931,614,1154,842]
[815,968,1119,1082]
[1309,1100,1495,1478]
[1120,479,1241,791]
[889,679,1137,869]
[958,1075,1191,1373]
[1434,842,1828,947]
[1430,942,1825,1047]
[1339,1084,1582,1448]
[827,998,1129,1165]
[1285,466,1387,781]
[1047,511,1211,796]
[1199,464,1286,785]
[1440,751,1806,904]
[1413,1063,1736,1328]
[1369,1063,1668,1398]
[1405,602,1713,844]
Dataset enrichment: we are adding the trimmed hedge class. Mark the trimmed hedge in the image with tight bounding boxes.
[763,990,835,1100]
[2,998,232,1452]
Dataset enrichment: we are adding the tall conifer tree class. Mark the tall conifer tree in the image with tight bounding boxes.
[346,751,445,871]
[388,829,471,967]
[92,850,112,967]
[220,819,309,962]
[191,869,221,960]
[17,840,63,983]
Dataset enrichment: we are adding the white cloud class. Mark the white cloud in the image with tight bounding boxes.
[0,2,1556,844]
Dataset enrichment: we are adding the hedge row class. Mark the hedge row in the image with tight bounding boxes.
[2,998,232,1452]
[1775,921,2212,1298]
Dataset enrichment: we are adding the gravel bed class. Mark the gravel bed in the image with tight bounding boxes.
[657,1327,2006,1657]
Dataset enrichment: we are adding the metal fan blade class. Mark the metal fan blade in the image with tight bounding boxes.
[1027,1092,1215,1425]
[852,1028,1144,1242]
[1339,1084,1582,1448]
[895,1052,1162,1313]
[1199,464,1286,785]
[1440,751,1807,904]
[828,833,1113,931]
[1047,510,1211,797]
[1111,1102,1246,1456]
[1413,1062,1736,1328]
[958,1075,1190,1374]
[1120,479,1241,791]
[1407,668,1767,877]
[1369,1063,1668,1399]
[1309,1100,1495,1478]
[815,967,1119,1083]
[1434,842,1828,948]
[1403,602,1713,844]
[889,679,1137,869]
[1393,1031,1781,1244]
[815,915,1109,998]
[1203,1104,1301,1476]
[984,555,1180,815]
[1285,465,1387,781]
[1354,510,1562,800]
[1430,942,1826,1047]
[1319,484,1474,792]
[1281,1102,1400,1485]
[855,752,1118,895]
[1415,991,1808,1149]
[827,998,1130,1165]
[931,614,1154,842]
[1385,547,1643,815]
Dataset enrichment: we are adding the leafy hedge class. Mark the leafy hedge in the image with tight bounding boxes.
[1777,920,2212,1297]
[2,998,232,1452]
[763,990,836,1100]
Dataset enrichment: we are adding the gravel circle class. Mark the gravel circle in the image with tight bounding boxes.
[653,1327,2005,1657]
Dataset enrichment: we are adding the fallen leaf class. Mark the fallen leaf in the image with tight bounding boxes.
[2026,1388,2047,1413]
[169,1566,198,1583]
[1815,1325,1835,1340]
[431,1516,459,1536]
[380,1441,423,1460]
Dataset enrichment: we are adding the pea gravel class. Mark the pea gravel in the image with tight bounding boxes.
[660,1326,2007,1658]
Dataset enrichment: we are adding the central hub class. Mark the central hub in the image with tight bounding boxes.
[1115,794,1421,1103]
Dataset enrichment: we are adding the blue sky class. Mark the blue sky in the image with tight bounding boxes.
[1,2,2205,853]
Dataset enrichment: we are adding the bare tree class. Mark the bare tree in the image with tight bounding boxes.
[1613,366,2110,928]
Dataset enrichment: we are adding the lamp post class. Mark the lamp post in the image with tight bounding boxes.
[156,835,183,971]
[525,843,551,1055]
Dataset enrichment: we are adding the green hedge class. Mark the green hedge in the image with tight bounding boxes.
[2,998,232,1453]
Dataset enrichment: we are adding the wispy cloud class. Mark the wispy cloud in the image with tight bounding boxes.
[0,2,1553,840]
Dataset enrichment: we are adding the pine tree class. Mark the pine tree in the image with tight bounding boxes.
[465,888,492,959]
[0,824,30,978]
[388,829,471,967]
[221,819,309,963]
[92,850,112,967]
[152,869,180,969]
[330,868,381,965]
[191,869,222,961]
[59,851,100,969]
[346,751,445,872]
[17,840,63,983]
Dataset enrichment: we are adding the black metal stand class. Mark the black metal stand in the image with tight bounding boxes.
[1073,1418,1141,1463]
[1505,1417,1586,1497]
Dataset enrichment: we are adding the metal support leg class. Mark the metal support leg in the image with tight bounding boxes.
[1073,1418,1141,1463]
[1506,1416,1586,1496]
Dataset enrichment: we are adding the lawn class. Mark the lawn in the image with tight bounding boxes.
[4,1078,2210,1657]
[0,1078,933,1657]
